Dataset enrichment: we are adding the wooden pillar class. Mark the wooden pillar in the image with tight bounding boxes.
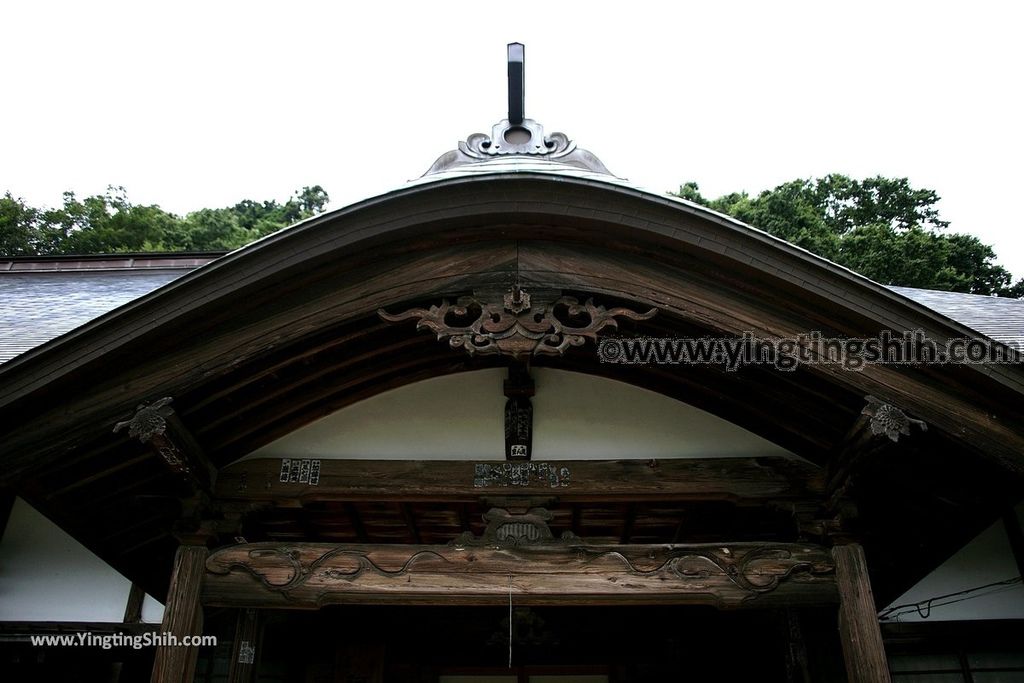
[781,608,811,683]
[227,608,260,683]
[833,543,891,683]
[151,544,208,683]
[123,583,146,624]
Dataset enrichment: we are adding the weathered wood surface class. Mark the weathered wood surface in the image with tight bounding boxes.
[203,541,837,609]
[151,544,208,683]
[215,457,825,504]
[834,544,892,683]
[226,608,259,683]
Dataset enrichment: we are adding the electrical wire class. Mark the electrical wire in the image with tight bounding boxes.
[878,576,1022,621]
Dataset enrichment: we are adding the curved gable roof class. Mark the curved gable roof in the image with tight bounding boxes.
[1,166,1022,472]
[1,161,1022,606]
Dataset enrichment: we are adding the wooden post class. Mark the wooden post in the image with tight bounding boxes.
[123,583,145,624]
[151,544,209,683]
[782,608,811,683]
[227,608,260,683]
[833,544,891,683]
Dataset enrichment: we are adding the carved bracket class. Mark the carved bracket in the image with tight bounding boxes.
[379,287,656,359]
[113,397,215,492]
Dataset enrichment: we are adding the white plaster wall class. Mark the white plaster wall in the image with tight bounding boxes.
[247,368,795,461]
[882,506,1024,622]
[0,497,165,623]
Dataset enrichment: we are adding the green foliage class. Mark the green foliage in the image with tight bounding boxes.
[675,175,1022,297]
[0,185,330,257]
[0,193,41,256]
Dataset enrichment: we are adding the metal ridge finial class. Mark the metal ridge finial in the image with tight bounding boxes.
[508,42,525,125]
[422,43,613,176]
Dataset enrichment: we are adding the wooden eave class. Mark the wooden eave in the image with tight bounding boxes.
[0,172,1021,603]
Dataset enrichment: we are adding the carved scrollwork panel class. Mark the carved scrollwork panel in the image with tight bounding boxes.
[378,288,657,359]
[204,542,836,609]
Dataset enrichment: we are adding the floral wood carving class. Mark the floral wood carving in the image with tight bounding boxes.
[113,397,192,476]
[378,287,657,359]
[862,395,927,442]
[113,397,174,442]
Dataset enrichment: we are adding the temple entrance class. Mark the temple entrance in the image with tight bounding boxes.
[196,605,847,682]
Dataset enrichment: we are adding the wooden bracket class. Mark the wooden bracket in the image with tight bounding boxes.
[114,397,217,494]
[826,395,927,511]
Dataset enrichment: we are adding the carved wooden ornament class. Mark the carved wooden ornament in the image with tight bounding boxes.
[113,397,192,475]
[862,395,927,442]
[451,507,578,548]
[203,541,836,609]
[378,287,657,359]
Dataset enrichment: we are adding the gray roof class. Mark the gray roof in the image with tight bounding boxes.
[2,264,1021,367]
[889,286,1024,349]
[0,258,212,364]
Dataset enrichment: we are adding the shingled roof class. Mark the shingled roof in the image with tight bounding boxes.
[890,285,1024,349]
[2,257,1022,366]
[0,255,221,364]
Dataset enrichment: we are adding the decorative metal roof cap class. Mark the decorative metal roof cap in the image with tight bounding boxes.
[423,44,612,177]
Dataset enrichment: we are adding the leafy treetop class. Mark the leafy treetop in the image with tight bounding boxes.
[0,185,329,256]
[675,175,1022,297]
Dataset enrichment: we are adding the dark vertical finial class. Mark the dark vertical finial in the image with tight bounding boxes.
[507,42,525,125]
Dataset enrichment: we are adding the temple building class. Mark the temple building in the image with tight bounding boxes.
[1,45,1022,682]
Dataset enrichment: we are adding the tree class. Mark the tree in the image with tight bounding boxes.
[0,193,41,256]
[0,186,331,257]
[675,175,1022,297]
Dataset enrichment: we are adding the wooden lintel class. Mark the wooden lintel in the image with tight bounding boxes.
[215,457,824,504]
[202,540,836,609]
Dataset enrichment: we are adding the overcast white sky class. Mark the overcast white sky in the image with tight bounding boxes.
[3,1,1022,277]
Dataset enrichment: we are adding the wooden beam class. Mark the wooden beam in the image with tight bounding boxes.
[215,457,824,504]
[203,541,836,609]
[833,544,891,683]
[151,544,208,683]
